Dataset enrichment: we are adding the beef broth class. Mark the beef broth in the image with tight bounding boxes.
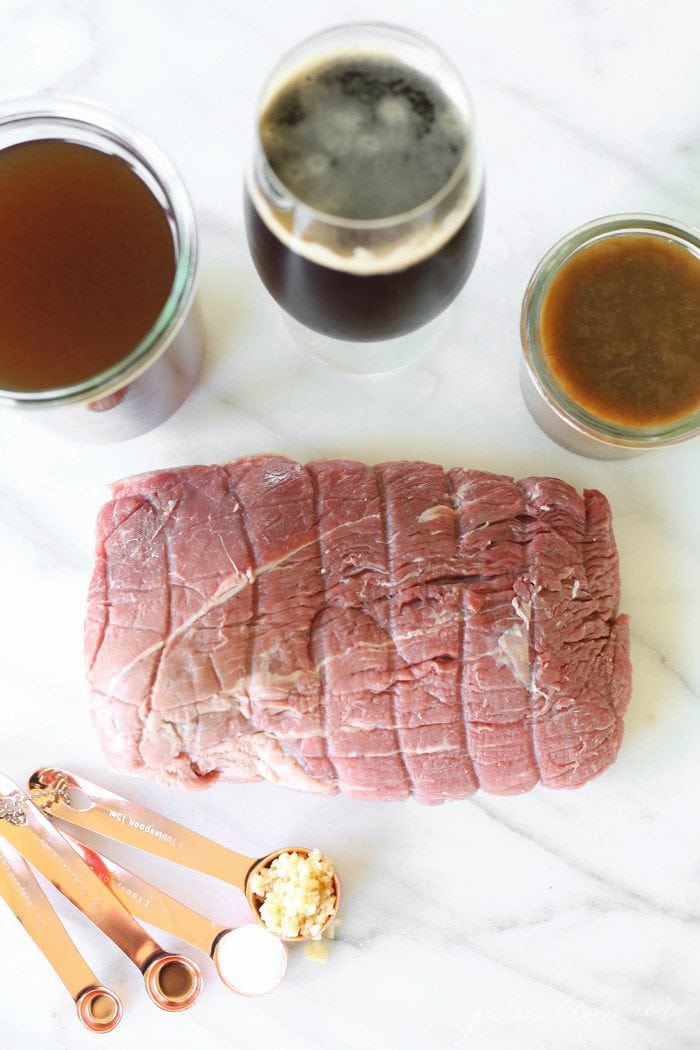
[0,139,176,393]
[540,233,700,428]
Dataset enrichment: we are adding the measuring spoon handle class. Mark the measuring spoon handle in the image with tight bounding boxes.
[67,833,225,958]
[0,775,163,970]
[0,835,121,1010]
[30,767,255,891]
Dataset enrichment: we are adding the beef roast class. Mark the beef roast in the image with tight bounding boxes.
[85,456,631,803]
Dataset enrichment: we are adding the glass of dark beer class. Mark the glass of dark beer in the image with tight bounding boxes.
[245,23,484,373]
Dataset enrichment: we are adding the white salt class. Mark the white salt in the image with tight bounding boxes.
[214,924,288,997]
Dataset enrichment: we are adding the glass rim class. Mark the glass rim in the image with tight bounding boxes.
[0,96,198,409]
[520,212,700,449]
[251,20,481,232]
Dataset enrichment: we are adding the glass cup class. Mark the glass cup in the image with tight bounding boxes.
[244,22,484,374]
[520,214,700,459]
[0,98,202,443]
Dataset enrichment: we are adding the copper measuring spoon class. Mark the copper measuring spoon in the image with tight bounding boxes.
[0,775,202,1012]
[30,766,340,942]
[0,834,122,1033]
[66,832,288,996]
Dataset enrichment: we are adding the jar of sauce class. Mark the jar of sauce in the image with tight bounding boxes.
[520,214,700,458]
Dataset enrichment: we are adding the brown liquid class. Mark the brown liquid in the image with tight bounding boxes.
[245,189,484,341]
[0,139,176,393]
[248,50,483,341]
[541,233,700,427]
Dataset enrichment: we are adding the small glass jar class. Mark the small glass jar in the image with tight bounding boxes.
[520,214,700,459]
[0,98,202,443]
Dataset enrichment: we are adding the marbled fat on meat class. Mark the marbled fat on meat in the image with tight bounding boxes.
[86,456,632,803]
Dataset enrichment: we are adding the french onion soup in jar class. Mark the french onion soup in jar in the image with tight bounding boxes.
[521,215,700,457]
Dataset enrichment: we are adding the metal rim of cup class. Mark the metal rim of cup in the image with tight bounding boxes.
[0,96,199,410]
[250,20,483,233]
[143,953,202,1011]
[520,213,700,450]
[75,986,122,1033]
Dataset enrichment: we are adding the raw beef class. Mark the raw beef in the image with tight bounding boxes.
[85,456,631,803]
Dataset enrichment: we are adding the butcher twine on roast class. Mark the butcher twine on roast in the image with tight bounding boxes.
[85,456,632,804]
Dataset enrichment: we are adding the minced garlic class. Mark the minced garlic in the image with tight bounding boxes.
[303,939,329,963]
[249,849,336,940]
[303,919,339,962]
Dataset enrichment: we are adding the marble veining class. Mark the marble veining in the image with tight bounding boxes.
[0,2,698,1049]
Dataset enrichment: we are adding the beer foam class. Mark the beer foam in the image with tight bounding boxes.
[251,50,483,276]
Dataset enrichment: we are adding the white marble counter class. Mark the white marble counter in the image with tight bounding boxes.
[0,2,698,1048]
